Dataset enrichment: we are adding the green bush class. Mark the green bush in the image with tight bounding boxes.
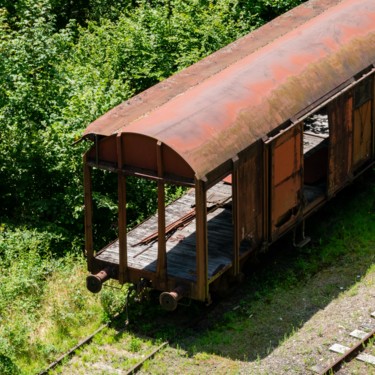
[0,227,54,369]
[0,227,102,372]
[0,354,21,375]
[0,0,306,371]
[1,0,305,251]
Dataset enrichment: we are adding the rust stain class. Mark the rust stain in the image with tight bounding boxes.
[83,0,336,139]
[84,0,375,182]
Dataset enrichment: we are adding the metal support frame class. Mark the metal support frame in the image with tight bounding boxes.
[117,134,127,284]
[195,178,208,301]
[83,154,94,272]
[262,140,270,247]
[156,141,167,285]
[232,156,240,276]
[372,76,375,159]
[292,219,311,248]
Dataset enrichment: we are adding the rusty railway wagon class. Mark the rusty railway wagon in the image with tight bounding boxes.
[83,0,375,310]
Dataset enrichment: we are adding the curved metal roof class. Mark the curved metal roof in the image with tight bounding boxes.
[84,0,375,181]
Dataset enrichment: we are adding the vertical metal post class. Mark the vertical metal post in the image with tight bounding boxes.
[232,156,240,276]
[372,76,375,159]
[156,141,167,284]
[83,154,94,272]
[195,178,208,301]
[262,139,270,247]
[117,134,127,284]
[347,94,354,177]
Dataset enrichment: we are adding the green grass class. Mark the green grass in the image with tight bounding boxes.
[1,171,373,374]
[131,170,375,374]
[50,328,162,374]
[0,241,104,375]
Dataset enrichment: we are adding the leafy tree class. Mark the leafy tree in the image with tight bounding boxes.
[0,0,306,251]
[0,1,73,222]
[0,0,306,369]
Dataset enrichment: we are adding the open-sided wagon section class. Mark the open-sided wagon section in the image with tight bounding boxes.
[83,0,375,309]
[94,182,235,283]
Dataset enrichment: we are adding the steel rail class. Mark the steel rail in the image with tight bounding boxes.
[319,328,375,375]
[38,255,223,374]
[38,323,109,375]
[125,341,168,375]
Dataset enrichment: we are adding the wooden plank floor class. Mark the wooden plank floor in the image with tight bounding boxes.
[303,132,328,156]
[96,182,234,282]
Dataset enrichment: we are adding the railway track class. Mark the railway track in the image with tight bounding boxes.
[39,269,374,374]
[38,318,168,374]
[38,292,220,374]
[38,323,109,375]
[37,301,375,374]
[311,311,375,374]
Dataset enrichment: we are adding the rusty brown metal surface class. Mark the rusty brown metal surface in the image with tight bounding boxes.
[269,124,303,239]
[116,134,128,284]
[85,0,375,304]
[236,142,263,248]
[373,78,375,159]
[195,179,208,301]
[232,157,240,276]
[84,0,375,183]
[159,286,186,311]
[83,154,94,272]
[86,268,111,293]
[327,93,353,196]
[353,101,372,169]
[83,0,337,139]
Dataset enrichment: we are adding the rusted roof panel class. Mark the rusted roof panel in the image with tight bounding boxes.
[84,0,375,180]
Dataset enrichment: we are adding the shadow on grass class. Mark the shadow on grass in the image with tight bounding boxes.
[122,170,375,362]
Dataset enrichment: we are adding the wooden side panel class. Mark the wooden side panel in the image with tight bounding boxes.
[327,93,353,195]
[270,125,303,240]
[352,77,373,171]
[236,143,263,248]
[353,101,372,169]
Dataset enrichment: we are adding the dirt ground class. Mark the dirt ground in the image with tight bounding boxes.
[140,260,375,374]
[55,176,375,375]
[239,266,375,374]
[137,178,375,375]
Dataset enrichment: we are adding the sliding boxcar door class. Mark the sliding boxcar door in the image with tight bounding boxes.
[352,77,373,171]
[268,124,303,241]
[327,93,353,196]
[236,142,263,250]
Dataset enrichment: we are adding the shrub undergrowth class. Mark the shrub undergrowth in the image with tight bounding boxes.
[0,0,306,372]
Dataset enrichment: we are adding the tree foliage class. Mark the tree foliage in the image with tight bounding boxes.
[0,0,305,370]
[0,0,305,251]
